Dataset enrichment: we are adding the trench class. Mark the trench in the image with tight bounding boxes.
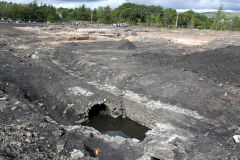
[68,35,90,41]
[1,77,150,141]
[83,104,150,141]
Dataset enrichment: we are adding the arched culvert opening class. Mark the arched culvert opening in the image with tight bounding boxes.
[87,104,108,120]
[83,104,150,141]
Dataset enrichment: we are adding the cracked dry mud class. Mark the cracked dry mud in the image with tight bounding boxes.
[0,23,240,160]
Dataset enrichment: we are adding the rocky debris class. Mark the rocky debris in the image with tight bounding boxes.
[0,40,7,47]
[116,39,137,50]
[0,88,87,160]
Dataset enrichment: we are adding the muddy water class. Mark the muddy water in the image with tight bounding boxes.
[83,113,150,141]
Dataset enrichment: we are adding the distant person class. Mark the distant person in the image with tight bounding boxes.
[1,18,4,23]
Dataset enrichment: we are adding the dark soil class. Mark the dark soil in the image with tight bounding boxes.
[176,46,240,87]
[116,39,137,50]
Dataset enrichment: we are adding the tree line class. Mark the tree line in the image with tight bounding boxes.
[1,1,240,30]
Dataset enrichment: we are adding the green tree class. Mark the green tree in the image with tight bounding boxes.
[58,8,72,21]
[146,14,162,26]
[178,10,213,28]
[112,3,148,23]
[0,1,216,27]
[164,8,177,26]
[232,16,240,30]
[79,5,91,21]
[215,4,223,29]
[146,5,164,25]
[92,8,98,22]
[178,10,194,26]
[189,14,195,27]
[98,6,113,24]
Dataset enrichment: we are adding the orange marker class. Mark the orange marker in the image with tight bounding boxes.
[94,148,101,156]
[224,92,228,97]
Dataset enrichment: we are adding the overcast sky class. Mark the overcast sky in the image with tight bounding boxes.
[4,0,240,12]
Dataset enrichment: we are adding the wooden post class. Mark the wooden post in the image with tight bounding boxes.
[91,11,93,24]
[176,14,179,28]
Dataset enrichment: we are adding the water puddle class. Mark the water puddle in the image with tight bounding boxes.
[83,104,149,141]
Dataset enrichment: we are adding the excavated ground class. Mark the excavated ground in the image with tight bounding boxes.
[0,23,240,160]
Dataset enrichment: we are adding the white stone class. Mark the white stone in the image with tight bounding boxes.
[68,86,94,96]
[136,154,152,160]
[233,135,240,143]
[88,82,203,120]
[57,144,64,152]
[70,149,84,160]
[31,53,39,59]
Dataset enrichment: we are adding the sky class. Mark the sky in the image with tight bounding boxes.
[4,0,240,12]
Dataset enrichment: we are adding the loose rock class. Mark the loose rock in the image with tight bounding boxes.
[70,149,85,160]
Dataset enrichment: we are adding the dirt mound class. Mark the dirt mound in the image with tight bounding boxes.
[176,46,240,87]
[116,39,136,50]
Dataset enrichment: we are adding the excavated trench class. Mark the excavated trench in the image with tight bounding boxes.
[82,104,150,140]
[13,80,151,142]
[0,42,151,144]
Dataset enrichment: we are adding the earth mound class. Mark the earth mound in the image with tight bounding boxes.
[116,39,136,50]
